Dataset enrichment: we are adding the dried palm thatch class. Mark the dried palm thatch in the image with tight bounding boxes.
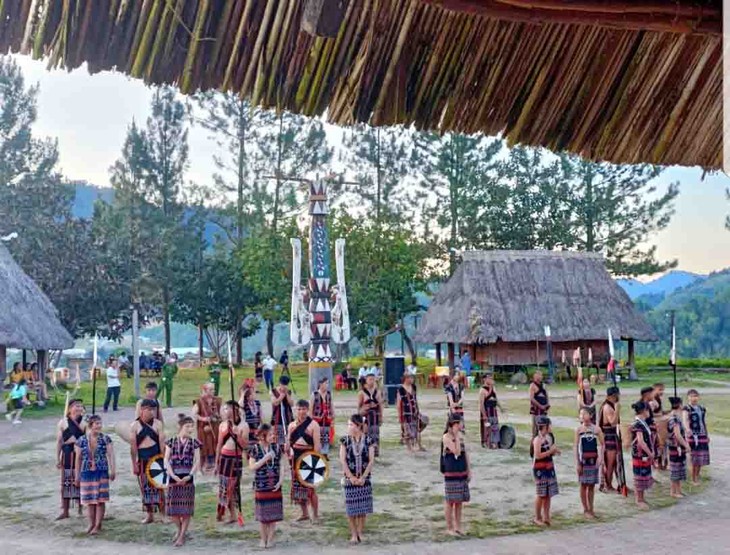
[0,242,74,350]
[0,0,721,168]
[414,250,657,345]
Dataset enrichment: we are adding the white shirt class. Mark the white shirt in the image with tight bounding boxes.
[106,366,120,388]
[263,357,276,371]
[358,367,367,378]
[371,366,381,377]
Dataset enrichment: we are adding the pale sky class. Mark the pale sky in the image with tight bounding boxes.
[14,55,730,276]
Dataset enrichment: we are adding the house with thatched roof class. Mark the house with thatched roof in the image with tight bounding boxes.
[0,242,74,380]
[415,250,657,370]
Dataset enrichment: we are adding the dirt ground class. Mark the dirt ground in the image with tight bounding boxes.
[0,386,727,554]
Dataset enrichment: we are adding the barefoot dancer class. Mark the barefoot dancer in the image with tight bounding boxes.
[55,399,86,519]
[250,424,283,549]
[240,381,262,452]
[666,396,690,498]
[441,414,470,536]
[479,373,500,449]
[164,414,201,547]
[532,416,560,526]
[575,408,603,518]
[358,372,383,457]
[215,401,249,523]
[130,399,165,523]
[599,386,621,492]
[683,389,710,485]
[397,369,423,452]
[630,401,654,509]
[444,373,465,431]
[311,377,335,455]
[271,376,294,447]
[652,383,668,470]
[287,399,321,522]
[340,414,376,543]
[75,414,115,536]
[529,371,550,438]
[193,383,222,473]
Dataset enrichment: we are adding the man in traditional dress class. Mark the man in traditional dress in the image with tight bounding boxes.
[130,398,166,522]
[192,383,222,473]
[683,389,710,485]
[529,371,550,437]
[287,399,321,522]
[55,399,86,519]
[271,376,294,447]
[311,377,334,455]
[157,354,178,408]
[599,386,621,492]
[135,382,164,423]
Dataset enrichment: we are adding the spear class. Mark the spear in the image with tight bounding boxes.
[91,333,98,415]
[670,311,677,398]
[607,327,628,496]
[227,331,235,402]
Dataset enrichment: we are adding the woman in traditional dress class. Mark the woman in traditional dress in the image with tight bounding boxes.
[478,373,500,449]
[164,414,202,547]
[397,369,423,452]
[445,373,465,431]
[75,414,115,535]
[254,351,264,392]
[249,423,283,549]
[577,378,597,424]
[340,414,375,543]
[440,413,470,536]
[683,389,710,485]
[240,380,261,452]
[532,416,560,526]
[215,401,249,524]
[529,371,550,437]
[574,408,603,519]
[271,375,294,447]
[630,401,654,509]
[311,377,335,455]
[55,398,85,520]
[358,372,382,457]
[667,396,690,498]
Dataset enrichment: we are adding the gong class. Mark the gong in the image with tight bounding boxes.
[294,450,329,489]
[145,454,169,490]
[419,414,430,432]
[498,425,516,449]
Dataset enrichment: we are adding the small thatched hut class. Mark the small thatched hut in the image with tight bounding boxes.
[0,242,74,380]
[415,250,657,370]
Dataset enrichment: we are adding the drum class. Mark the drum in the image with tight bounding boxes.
[294,450,330,489]
[145,454,170,489]
[498,425,516,449]
[419,414,430,432]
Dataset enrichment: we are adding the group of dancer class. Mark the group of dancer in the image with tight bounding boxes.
[52,367,712,547]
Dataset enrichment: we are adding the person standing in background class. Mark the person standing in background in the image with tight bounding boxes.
[103,357,121,413]
[157,354,178,408]
[460,350,472,378]
[279,350,289,374]
[263,354,277,394]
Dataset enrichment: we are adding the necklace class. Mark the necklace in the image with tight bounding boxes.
[350,435,365,476]
[263,444,276,470]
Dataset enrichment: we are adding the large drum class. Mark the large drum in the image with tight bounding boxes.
[294,450,330,489]
[498,425,516,449]
[145,454,170,490]
[418,414,430,432]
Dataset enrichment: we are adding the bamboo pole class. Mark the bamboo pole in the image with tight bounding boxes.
[180,0,210,93]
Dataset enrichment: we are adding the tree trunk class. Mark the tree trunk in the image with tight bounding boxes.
[198,323,204,362]
[402,326,417,365]
[266,319,275,357]
[236,319,244,365]
[162,284,171,353]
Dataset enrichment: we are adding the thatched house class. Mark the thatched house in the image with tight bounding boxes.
[0,242,74,380]
[415,250,657,370]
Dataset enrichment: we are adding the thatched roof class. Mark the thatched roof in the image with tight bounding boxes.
[0,242,74,350]
[415,250,658,345]
[0,0,721,168]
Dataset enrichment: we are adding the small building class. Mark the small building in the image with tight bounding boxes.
[415,250,657,371]
[0,242,74,380]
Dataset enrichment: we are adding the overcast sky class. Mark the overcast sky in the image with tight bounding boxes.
[13,55,730,277]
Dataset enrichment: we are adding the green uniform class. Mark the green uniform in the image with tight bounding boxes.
[208,364,222,396]
[157,362,178,407]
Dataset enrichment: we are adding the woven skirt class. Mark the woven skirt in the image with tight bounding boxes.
[255,489,283,523]
[632,459,653,493]
[343,483,373,517]
[402,420,418,441]
[444,479,470,503]
[80,470,110,505]
[580,463,599,485]
[535,476,559,498]
[366,423,380,456]
[291,466,314,504]
[166,481,195,516]
[61,448,80,503]
[320,425,331,455]
[603,432,618,452]
[217,454,242,513]
[670,459,687,482]
[690,438,710,467]
[275,424,287,447]
[137,459,164,512]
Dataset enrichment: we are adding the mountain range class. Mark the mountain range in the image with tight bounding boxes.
[617,271,707,299]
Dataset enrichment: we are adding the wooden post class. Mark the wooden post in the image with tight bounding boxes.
[447,342,455,373]
[435,343,442,366]
[132,307,140,399]
[301,0,350,38]
[628,338,637,380]
[0,345,6,382]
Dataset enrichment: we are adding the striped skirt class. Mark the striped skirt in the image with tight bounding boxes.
[670,459,687,482]
[580,463,599,485]
[291,465,314,504]
[444,479,470,503]
[690,436,710,467]
[255,489,283,523]
[603,431,618,452]
[343,482,373,517]
[632,458,653,492]
[80,469,110,505]
[137,459,164,512]
[365,423,380,457]
[217,454,241,514]
[275,424,287,447]
[61,448,80,503]
[320,425,331,455]
[166,479,195,516]
[402,419,418,441]
[535,476,559,498]
[481,413,499,446]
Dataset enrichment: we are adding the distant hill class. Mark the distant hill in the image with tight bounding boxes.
[618,270,706,300]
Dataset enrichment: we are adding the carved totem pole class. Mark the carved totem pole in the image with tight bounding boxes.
[290,178,350,393]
